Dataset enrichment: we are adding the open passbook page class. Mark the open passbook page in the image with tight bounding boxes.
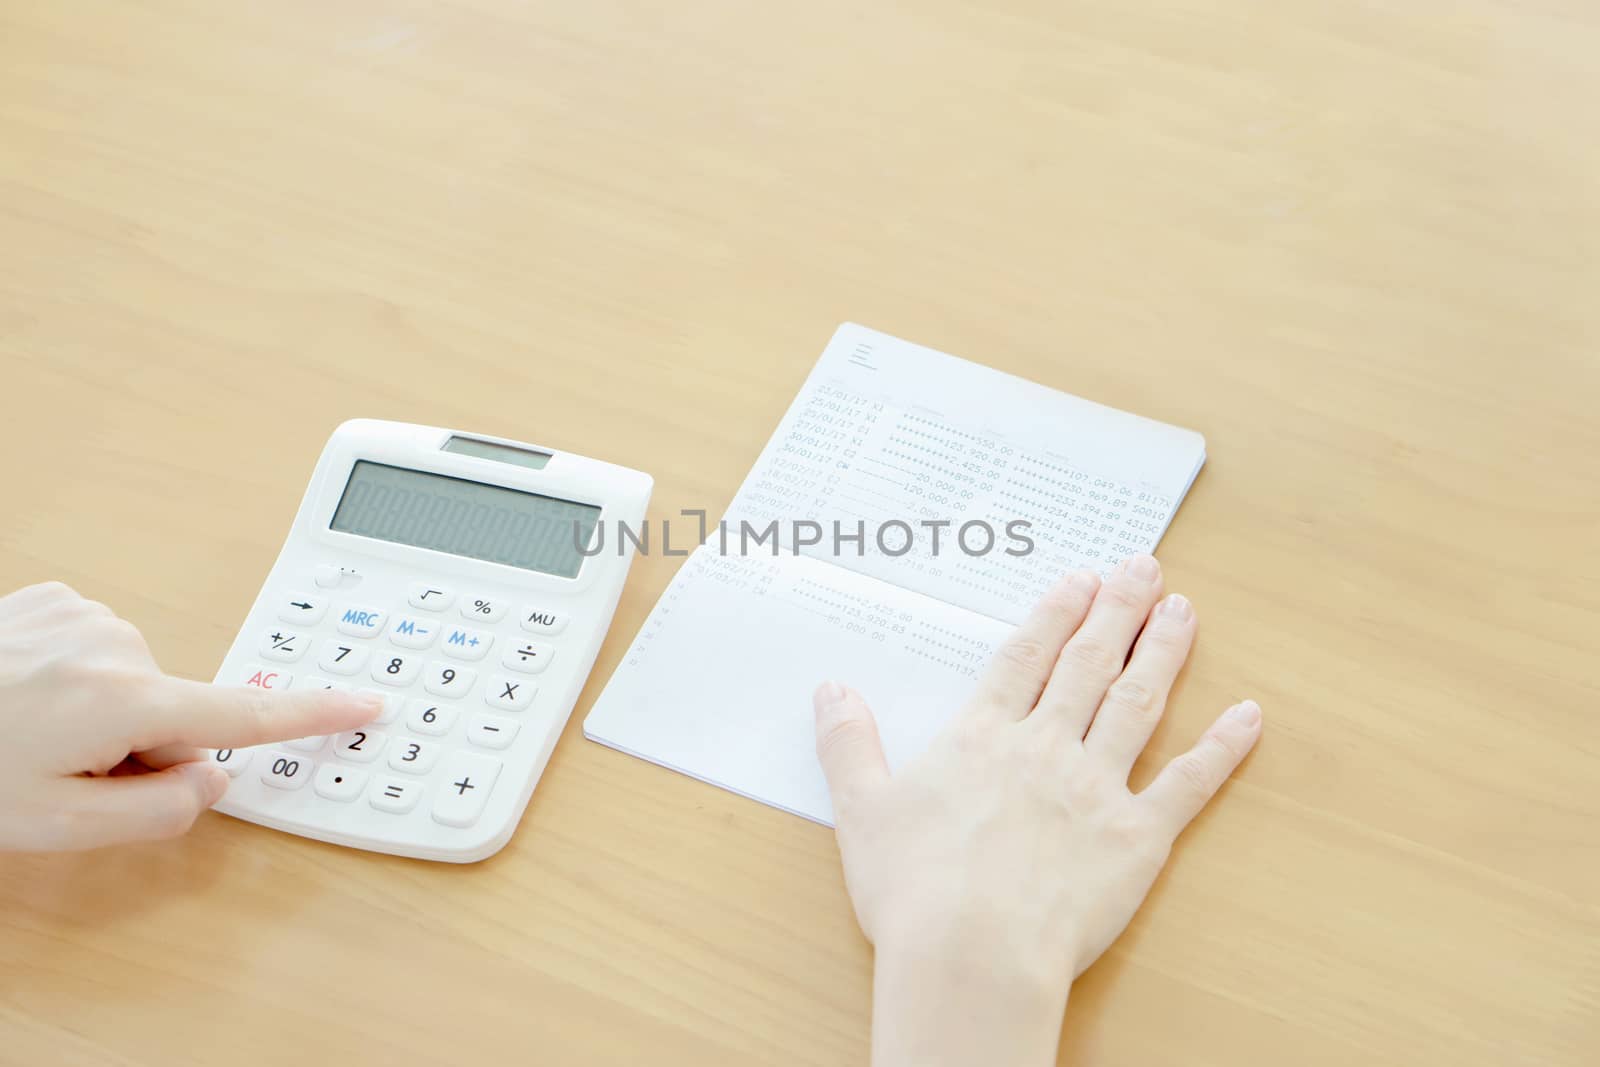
[585,324,1206,824]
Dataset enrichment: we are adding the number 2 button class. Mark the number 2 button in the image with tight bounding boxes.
[371,653,421,686]
[424,661,475,698]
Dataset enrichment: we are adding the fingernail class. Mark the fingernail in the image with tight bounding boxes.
[195,764,229,805]
[1067,570,1100,591]
[814,681,847,709]
[1123,554,1160,581]
[1159,593,1193,620]
[1226,700,1261,727]
[351,692,387,714]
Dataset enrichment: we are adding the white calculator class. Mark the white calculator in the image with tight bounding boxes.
[209,420,651,862]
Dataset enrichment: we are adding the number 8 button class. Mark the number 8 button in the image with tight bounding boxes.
[371,652,422,686]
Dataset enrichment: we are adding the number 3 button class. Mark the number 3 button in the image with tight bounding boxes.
[387,737,441,774]
[371,653,421,686]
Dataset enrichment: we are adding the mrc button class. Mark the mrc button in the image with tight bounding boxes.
[335,605,388,637]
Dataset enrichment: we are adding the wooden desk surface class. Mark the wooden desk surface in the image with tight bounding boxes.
[1,2,1596,1064]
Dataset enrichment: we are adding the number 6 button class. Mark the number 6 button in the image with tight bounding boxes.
[424,661,475,698]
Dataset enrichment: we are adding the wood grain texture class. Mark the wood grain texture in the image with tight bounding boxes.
[1,2,1596,1064]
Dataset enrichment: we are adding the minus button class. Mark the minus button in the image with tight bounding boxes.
[468,716,519,750]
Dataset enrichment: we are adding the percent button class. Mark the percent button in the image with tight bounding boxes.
[460,595,507,623]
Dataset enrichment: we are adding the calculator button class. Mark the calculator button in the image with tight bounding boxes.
[405,698,457,736]
[369,776,422,814]
[259,628,310,663]
[484,675,535,712]
[278,592,328,625]
[313,564,343,588]
[313,764,367,802]
[502,641,554,675]
[302,676,343,691]
[334,605,387,638]
[440,625,492,661]
[356,688,401,724]
[388,615,439,650]
[519,608,568,635]
[460,596,506,623]
[333,728,386,762]
[286,735,329,753]
[432,752,502,829]
[260,751,313,790]
[423,661,476,698]
[370,652,422,686]
[211,747,253,777]
[387,737,441,775]
[408,583,456,611]
[466,714,519,750]
[241,665,292,690]
[318,639,369,675]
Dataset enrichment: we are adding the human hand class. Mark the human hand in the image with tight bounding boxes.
[0,581,383,852]
[813,555,1262,1067]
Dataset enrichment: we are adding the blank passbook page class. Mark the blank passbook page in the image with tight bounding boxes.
[585,324,1207,824]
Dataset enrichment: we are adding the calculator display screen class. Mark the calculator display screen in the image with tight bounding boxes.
[329,461,601,578]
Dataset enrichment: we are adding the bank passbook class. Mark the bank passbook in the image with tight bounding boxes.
[584,324,1206,824]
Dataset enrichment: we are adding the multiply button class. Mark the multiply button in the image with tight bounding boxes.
[484,675,535,712]
[441,626,492,661]
[431,751,502,828]
[502,640,554,675]
[335,605,387,638]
